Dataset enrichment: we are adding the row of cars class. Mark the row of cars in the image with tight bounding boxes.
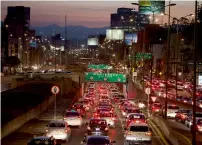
[147,98,202,133]
[27,82,122,145]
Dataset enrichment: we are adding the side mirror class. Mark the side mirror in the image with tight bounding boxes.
[111,141,116,143]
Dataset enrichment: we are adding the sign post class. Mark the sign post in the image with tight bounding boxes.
[145,88,151,117]
[51,85,60,120]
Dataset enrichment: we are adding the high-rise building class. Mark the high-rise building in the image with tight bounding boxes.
[4,6,30,66]
[110,8,150,31]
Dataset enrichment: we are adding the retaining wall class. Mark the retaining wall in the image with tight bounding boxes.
[1,95,54,139]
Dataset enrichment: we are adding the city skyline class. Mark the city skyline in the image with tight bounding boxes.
[1,1,195,28]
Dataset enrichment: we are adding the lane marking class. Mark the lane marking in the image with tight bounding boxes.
[173,130,192,145]
[149,120,170,145]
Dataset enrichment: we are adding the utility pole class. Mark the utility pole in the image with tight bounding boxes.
[165,1,171,119]
[65,15,67,67]
[175,20,179,99]
[192,1,198,144]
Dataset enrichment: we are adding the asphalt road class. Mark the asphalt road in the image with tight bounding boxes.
[2,83,162,145]
[132,79,202,145]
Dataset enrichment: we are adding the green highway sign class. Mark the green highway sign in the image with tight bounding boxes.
[88,64,112,70]
[130,53,152,60]
[85,72,126,83]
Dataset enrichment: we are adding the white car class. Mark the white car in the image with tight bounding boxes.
[162,105,179,118]
[177,82,184,89]
[63,111,83,128]
[124,123,151,145]
[46,120,71,142]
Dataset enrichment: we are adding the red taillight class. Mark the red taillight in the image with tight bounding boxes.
[87,126,91,130]
[146,132,152,136]
[105,127,109,131]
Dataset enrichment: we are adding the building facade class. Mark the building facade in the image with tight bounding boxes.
[110,8,150,31]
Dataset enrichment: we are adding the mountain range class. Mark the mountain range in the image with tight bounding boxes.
[31,24,109,40]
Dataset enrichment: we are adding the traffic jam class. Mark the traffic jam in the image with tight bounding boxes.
[144,77,202,134]
[27,82,153,145]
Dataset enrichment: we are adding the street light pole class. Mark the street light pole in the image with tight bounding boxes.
[165,0,171,119]
[175,20,179,100]
[192,1,198,144]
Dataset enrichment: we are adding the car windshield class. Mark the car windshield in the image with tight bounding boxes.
[87,138,110,144]
[127,109,140,113]
[180,110,192,113]
[129,114,145,119]
[196,113,202,118]
[168,106,179,109]
[197,119,202,125]
[49,123,65,127]
[130,126,148,132]
[99,113,113,117]
[32,139,54,145]
[90,120,107,126]
[153,104,161,108]
[65,112,79,117]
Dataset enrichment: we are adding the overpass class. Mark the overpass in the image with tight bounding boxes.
[1,73,85,91]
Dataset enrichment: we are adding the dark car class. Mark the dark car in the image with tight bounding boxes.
[82,136,116,145]
[87,119,109,136]
[27,136,56,145]
[72,103,86,117]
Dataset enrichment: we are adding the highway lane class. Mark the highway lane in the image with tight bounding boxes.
[132,79,202,145]
[2,82,162,145]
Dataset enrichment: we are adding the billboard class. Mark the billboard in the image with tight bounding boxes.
[106,29,124,40]
[139,0,165,15]
[88,38,98,46]
[125,33,137,45]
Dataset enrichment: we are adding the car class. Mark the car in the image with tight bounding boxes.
[72,103,86,117]
[97,112,116,128]
[27,136,56,145]
[150,103,161,113]
[86,119,109,136]
[162,104,179,118]
[175,109,192,123]
[63,111,83,128]
[124,123,152,145]
[46,120,71,143]
[125,113,147,128]
[185,112,202,128]
[81,135,116,145]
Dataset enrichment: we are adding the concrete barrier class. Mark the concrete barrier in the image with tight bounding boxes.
[1,95,54,139]
[150,114,179,145]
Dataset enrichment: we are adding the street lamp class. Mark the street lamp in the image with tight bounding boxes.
[163,13,193,104]
[131,3,176,24]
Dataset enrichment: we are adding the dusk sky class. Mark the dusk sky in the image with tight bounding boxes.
[1,1,196,28]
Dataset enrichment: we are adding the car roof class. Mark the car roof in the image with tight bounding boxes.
[87,135,110,140]
[49,120,65,124]
[129,123,148,127]
[90,118,106,121]
[33,136,50,140]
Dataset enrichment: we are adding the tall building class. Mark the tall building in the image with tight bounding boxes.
[110,8,150,31]
[4,6,30,66]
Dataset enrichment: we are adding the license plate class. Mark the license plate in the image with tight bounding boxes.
[96,128,100,131]
[136,138,142,140]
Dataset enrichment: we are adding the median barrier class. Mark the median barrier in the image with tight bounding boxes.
[1,95,54,139]
[150,114,179,145]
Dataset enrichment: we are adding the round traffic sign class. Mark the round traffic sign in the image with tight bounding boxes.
[51,85,60,95]
[145,88,151,95]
